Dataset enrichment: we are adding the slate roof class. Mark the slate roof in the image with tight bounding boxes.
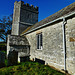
[21,2,75,35]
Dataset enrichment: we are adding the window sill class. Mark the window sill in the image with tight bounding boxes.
[37,49,42,50]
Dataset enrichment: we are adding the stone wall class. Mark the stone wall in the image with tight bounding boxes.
[7,35,30,62]
[66,17,75,74]
[12,1,38,35]
[26,17,75,74]
[26,21,64,69]
[20,5,38,25]
[11,1,20,35]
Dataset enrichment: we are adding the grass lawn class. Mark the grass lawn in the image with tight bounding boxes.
[0,61,65,75]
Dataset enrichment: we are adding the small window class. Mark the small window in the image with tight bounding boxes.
[37,33,43,50]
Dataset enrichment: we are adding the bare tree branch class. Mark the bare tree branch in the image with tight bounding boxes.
[0,15,13,42]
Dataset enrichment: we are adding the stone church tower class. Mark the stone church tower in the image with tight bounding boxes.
[12,1,38,35]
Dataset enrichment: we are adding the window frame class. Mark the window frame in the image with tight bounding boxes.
[36,33,43,50]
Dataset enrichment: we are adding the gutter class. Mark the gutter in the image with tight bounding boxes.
[21,11,75,36]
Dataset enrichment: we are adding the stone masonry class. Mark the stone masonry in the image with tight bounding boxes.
[7,1,75,75]
[7,1,38,64]
[7,35,30,62]
[12,1,38,35]
[26,16,75,74]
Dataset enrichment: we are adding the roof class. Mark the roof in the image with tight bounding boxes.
[21,25,33,35]
[21,2,75,35]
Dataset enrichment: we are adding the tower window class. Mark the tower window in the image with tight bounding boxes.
[37,33,43,50]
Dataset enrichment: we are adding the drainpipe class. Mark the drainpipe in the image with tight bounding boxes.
[62,17,66,71]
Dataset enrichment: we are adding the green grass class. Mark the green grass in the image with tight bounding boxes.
[0,61,65,75]
[0,51,6,53]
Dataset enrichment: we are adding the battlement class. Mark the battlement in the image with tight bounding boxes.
[14,1,38,11]
[12,1,39,35]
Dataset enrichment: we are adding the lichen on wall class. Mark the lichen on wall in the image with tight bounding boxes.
[26,17,75,74]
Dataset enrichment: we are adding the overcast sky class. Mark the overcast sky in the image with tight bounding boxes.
[0,0,75,21]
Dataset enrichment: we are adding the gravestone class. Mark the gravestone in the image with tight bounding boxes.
[0,51,5,67]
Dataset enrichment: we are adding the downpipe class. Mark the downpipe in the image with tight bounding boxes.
[62,17,67,72]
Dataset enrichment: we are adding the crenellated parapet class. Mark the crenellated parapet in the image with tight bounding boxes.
[14,1,38,12]
[12,1,39,35]
[23,3,38,11]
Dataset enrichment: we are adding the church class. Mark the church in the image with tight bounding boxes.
[7,1,75,74]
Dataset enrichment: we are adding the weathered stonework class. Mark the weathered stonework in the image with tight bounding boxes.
[26,17,75,74]
[7,1,75,75]
[26,21,64,69]
[7,35,30,62]
[12,1,38,35]
[66,17,75,74]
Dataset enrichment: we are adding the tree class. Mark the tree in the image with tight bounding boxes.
[0,15,13,42]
